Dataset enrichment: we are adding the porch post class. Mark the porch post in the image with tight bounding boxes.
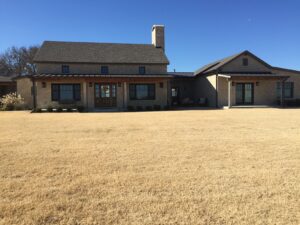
[228,79,232,108]
[82,81,88,108]
[123,82,128,109]
[281,79,285,108]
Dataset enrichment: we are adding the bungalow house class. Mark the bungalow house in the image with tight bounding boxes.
[16,25,300,110]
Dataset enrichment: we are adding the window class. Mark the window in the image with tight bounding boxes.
[139,66,146,75]
[51,84,81,101]
[242,58,248,66]
[100,85,110,98]
[277,82,294,98]
[101,66,109,74]
[129,84,155,100]
[62,65,70,74]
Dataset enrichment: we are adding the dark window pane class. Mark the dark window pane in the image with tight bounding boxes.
[139,66,146,75]
[148,84,155,99]
[95,84,100,98]
[101,66,109,74]
[277,82,294,98]
[111,84,116,97]
[129,84,155,100]
[60,84,73,101]
[243,58,248,66]
[129,84,136,99]
[62,65,69,74]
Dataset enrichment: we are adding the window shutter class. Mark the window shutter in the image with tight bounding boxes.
[73,84,81,101]
[148,84,155,99]
[129,84,136,99]
[51,84,60,101]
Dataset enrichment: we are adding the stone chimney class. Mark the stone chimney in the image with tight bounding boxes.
[152,25,165,51]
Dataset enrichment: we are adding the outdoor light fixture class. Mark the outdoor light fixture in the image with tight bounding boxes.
[89,82,93,87]
[118,82,122,87]
[42,82,46,88]
[256,82,259,86]
[232,82,235,86]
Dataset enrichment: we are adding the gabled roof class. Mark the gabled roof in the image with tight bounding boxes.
[34,41,169,64]
[194,50,272,75]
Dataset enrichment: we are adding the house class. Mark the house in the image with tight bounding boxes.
[16,25,300,110]
[17,25,171,110]
[170,51,300,108]
[0,75,16,97]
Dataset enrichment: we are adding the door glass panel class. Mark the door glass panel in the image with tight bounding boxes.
[236,84,243,104]
[111,84,116,97]
[101,85,110,98]
[95,84,100,98]
[244,84,253,104]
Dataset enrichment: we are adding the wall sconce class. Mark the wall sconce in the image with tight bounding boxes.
[160,82,164,88]
[232,81,235,86]
[42,82,46,88]
[118,82,122,87]
[89,82,93,87]
[256,82,259,86]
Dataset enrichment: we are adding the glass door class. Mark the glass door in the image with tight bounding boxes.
[235,83,254,105]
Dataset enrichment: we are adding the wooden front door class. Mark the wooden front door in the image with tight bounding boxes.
[94,83,117,107]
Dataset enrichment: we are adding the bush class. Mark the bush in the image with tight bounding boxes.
[127,105,135,111]
[153,105,161,111]
[0,92,25,111]
[145,106,153,111]
[77,106,85,112]
[47,106,53,112]
[136,106,143,111]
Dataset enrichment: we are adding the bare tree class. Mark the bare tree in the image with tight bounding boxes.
[0,45,40,76]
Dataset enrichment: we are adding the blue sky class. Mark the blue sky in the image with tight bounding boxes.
[1,0,299,71]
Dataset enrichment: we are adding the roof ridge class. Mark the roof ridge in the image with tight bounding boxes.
[43,40,153,46]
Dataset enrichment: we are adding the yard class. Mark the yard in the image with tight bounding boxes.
[0,109,299,225]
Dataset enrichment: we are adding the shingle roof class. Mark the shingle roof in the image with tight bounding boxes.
[168,72,195,78]
[34,41,169,64]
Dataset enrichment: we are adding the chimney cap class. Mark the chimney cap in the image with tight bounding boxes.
[152,25,165,30]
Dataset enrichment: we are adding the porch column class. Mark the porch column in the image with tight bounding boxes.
[281,79,285,108]
[228,79,232,108]
[123,82,128,109]
[82,81,88,108]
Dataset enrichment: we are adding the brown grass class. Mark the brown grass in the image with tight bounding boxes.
[0,109,299,225]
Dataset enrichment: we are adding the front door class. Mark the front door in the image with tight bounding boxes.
[94,83,117,107]
[236,83,254,105]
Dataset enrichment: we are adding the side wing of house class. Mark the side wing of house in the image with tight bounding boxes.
[194,74,217,107]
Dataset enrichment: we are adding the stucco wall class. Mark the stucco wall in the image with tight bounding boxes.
[16,77,33,109]
[36,63,167,75]
[194,75,217,107]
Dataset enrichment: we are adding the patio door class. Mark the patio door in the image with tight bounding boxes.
[94,83,117,107]
[236,83,254,105]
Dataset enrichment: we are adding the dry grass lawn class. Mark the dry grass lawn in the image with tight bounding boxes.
[0,109,300,225]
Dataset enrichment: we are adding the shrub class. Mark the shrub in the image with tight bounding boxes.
[127,105,135,111]
[77,106,85,112]
[153,105,161,111]
[47,106,53,112]
[136,106,143,111]
[145,106,153,111]
[0,92,24,111]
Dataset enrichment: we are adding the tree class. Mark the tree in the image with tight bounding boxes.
[0,45,40,76]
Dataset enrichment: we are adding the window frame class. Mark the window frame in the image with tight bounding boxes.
[139,66,146,75]
[277,82,294,98]
[62,65,70,74]
[51,83,81,102]
[101,66,109,74]
[129,84,155,100]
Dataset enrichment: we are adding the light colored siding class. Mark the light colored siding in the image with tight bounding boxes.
[36,63,167,75]
[194,74,217,107]
[221,54,271,72]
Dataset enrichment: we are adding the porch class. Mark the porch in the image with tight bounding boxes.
[218,73,289,108]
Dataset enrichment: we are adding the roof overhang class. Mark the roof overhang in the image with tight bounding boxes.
[219,73,289,80]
